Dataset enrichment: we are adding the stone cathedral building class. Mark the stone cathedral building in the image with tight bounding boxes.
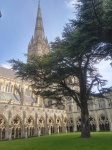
[0,1,112,140]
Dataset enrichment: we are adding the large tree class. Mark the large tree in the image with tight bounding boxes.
[9,0,112,138]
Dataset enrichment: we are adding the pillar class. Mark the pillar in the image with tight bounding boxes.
[9,127,12,140]
[38,127,40,137]
[25,127,27,138]
[48,126,51,135]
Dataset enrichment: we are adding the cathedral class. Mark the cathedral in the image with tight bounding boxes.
[0,1,112,140]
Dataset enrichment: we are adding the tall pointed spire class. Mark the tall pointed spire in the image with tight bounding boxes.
[34,0,45,40]
[27,0,50,59]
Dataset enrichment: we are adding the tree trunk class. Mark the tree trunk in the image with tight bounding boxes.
[81,104,90,138]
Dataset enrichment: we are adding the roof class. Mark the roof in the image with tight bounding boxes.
[0,91,36,102]
[0,66,22,81]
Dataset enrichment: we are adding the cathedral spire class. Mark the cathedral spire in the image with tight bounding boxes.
[27,0,50,58]
[34,0,45,40]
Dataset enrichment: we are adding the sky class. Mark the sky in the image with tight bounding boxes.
[0,0,112,89]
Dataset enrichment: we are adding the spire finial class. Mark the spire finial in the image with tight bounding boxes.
[34,0,45,40]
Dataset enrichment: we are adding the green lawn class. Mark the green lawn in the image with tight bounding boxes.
[0,132,112,150]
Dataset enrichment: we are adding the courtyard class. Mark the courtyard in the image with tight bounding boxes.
[0,132,111,150]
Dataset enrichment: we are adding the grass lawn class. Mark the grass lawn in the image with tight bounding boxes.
[0,132,112,150]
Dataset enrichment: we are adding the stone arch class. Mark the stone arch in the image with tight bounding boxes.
[63,117,68,126]
[26,116,35,137]
[38,116,45,135]
[48,117,55,134]
[11,115,22,139]
[76,117,81,132]
[99,114,110,131]
[63,117,68,133]
[69,118,74,132]
[56,117,63,133]
[0,115,7,140]
[89,115,96,131]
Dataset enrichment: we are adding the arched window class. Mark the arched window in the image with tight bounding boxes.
[89,116,96,131]
[26,117,35,137]
[99,115,110,131]
[11,116,22,139]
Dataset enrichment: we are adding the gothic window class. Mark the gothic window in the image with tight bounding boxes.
[11,116,22,139]
[39,118,43,123]
[76,117,81,131]
[39,118,45,135]
[27,117,34,126]
[26,117,34,137]
[64,118,67,124]
[11,116,21,129]
[89,116,96,131]
[99,115,110,131]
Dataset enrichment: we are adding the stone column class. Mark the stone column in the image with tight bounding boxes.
[14,128,16,138]
[25,127,27,138]
[93,101,100,132]
[57,126,59,134]
[94,112,100,132]
[5,127,8,140]
[48,126,51,135]
[64,126,67,133]
[9,127,12,140]
[38,127,40,137]
[73,122,77,132]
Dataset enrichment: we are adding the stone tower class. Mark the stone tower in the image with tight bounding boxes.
[27,1,50,58]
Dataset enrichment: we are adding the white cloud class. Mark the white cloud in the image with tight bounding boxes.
[1,63,12,69]
[65,0,81,9]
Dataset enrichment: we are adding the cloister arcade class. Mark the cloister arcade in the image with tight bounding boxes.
[75,115,110,132]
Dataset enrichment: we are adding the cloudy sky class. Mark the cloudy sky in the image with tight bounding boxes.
[0,0,112,88]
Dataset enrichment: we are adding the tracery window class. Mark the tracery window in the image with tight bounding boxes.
[11,116,22,139]
[39,118,45,135]
[99,115,110,131]
[89,116,96,131]
[26,117,34,137]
